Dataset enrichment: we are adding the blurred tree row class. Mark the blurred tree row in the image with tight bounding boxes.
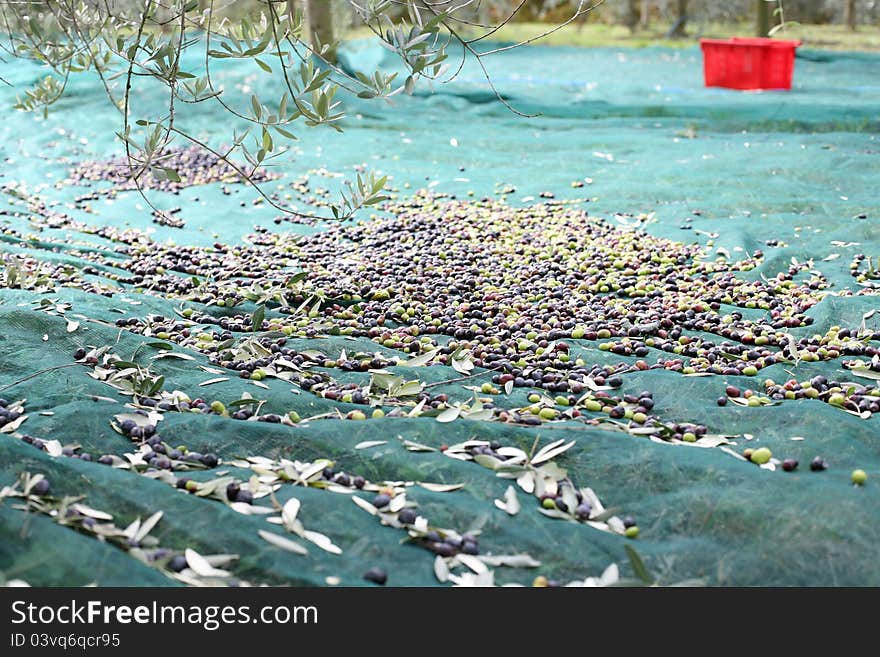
[77,1,880,34]
[289,1,880,32]
[548,0,877,33]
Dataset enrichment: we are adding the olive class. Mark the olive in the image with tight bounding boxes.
[168,555,188,572]
[32,478,51,495]
[363,567,387,585]
[397,508,418,524]
[429,542,456,557]
[810,456,827,471]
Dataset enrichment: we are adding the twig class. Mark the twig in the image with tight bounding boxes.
[424,363,503,388]
[0,363,81,392]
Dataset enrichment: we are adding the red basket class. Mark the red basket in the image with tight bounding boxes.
[700,37,801,90]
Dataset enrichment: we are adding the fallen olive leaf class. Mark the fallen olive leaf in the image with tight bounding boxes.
[258,530,308,555]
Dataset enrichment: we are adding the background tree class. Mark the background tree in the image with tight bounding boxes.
[624,0,639,32]
[845,0,857,31]
[294,0,338,63]
[667,0,688,38]
[757,0,772,36]
[639,0,650,30]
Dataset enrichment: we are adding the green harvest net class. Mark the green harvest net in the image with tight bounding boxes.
[1,41,879,587]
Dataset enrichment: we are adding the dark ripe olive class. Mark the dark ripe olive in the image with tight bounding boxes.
[429,542,456,557]
[575,502,593,520]
[168,555,188,572]
[372,494,391,508]
[363,567,387,585]
[32,478,51,495]
[235,489,254,504]
[445,535,463,549]
[810,456,827,471]
[226,482,240,500]
[397,508,418,524]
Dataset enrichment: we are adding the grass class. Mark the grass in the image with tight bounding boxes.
[345,22,880,52]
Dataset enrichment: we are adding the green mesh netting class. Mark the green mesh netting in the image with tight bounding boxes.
[1,41,879,587]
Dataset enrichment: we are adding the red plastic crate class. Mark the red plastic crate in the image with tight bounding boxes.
[700,37,801,90]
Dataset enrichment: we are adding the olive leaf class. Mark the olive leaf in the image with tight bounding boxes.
[402,439,436,452]
[281,497,301,527]
[258,530,308,556]
[401,348,440,367]
[850,368,880,382]
[434,555,450,583]
[199,377,229,386]
[134,511,163,543]
[355,440,387,450]
[302,530,342,555]
[625,545,654,585]
[251,305,265,332]
[185,548,231,577]
[436,406,461,423]
[494,485,520,516]
[530,439,575,466]
[479,554,540,568]
[352,496,378,515]
[418,482,464,493]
